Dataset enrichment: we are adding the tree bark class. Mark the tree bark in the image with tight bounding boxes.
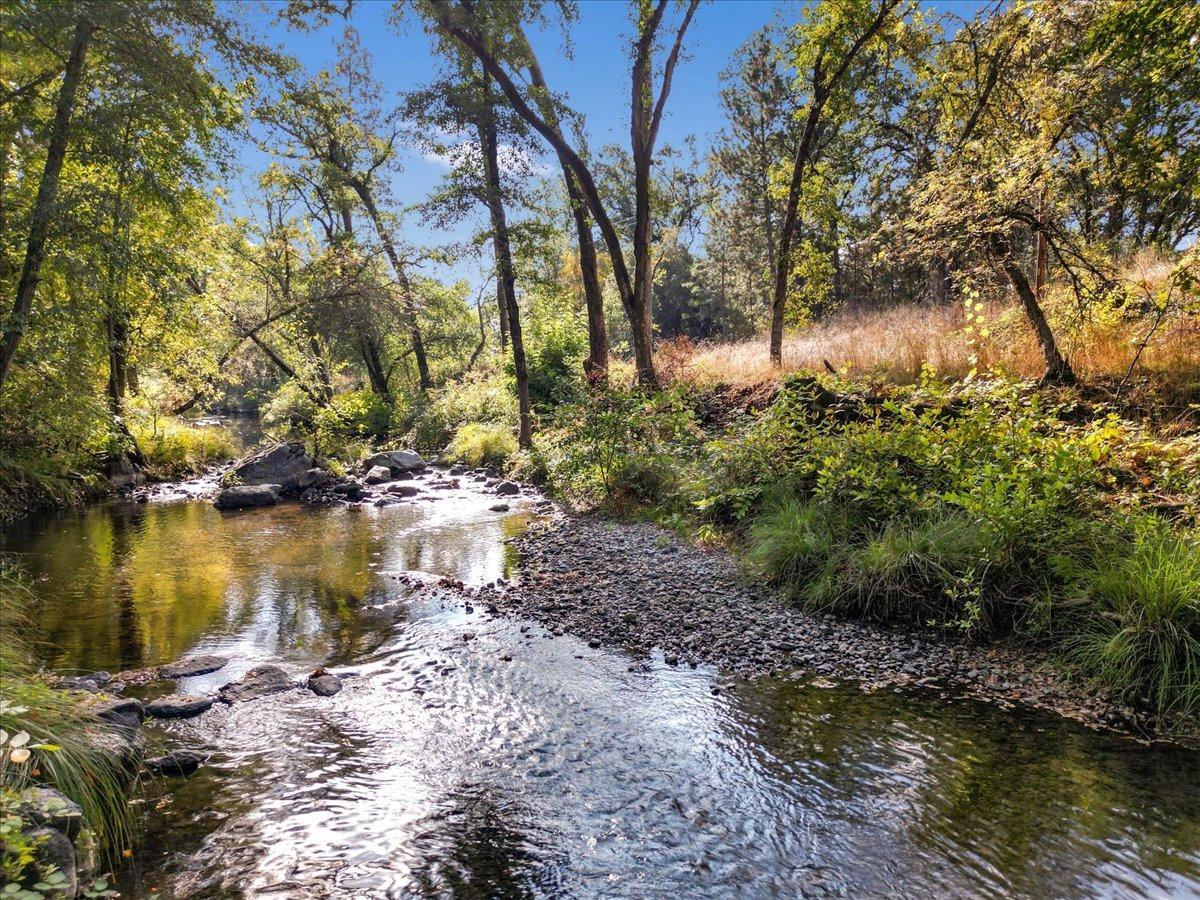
[360,334,392,401]
[1000,254,1075,385]
[477,80,532,449]
[0,16,94,392]
[522,55,608,379]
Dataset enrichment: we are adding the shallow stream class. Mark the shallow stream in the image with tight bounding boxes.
[4,477,1199,897]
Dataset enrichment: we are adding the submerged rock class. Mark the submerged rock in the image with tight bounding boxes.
[385,483,420,497]
[363,449,425,474]
[214,484,280,510]
[307,670,342,697]
[228,441,314,487]
[145,694,214,719]
[145,748,208,777]
[159,654,229,679]
[489,503,510,512]
[218,665,295,703]
[17,787,83,841]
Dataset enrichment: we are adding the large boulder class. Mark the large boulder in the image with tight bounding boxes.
[218,665,295,703]
[229,442,314,487]
[24,827,77,898]
[281,467,334,494]
[214,484,279,510]
[363,449,426,474]
[92,698,144,730]
[17,788,83,841]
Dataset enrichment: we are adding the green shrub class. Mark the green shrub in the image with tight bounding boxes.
[539,387,700,512]
[406,372,516,452]
[446,423,518,467]
[131,418,236,479]
[1064,524,1200,717]
[522,283,587,409]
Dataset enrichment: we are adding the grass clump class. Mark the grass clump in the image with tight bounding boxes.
[131,417,236,479]
[1,561,135,889]
[446,423,518,467]
[1062,524,1200,717]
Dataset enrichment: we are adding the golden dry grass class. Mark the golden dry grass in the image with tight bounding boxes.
[667,302,1199,389]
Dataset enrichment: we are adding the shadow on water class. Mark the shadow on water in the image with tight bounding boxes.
[3,490,1199,898]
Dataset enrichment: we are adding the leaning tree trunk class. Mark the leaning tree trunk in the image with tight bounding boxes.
[567,173,610,381]
[478,85,533,449]
[350,183,432,390]
[523,56,608,380]
[360,334,392,401]
[0,17,93,392]
[1000,255,1075,386]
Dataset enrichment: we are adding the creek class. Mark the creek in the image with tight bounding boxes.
[3,466,1199,897]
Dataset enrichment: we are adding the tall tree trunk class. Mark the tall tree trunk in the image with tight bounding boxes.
[567,174,609,381]
[0,17,93,392]
[523,57,608,379]
[771,114,820,366]
[496,278,509,350]
[769,1,895,367]
[349,182,432,390]
[928,255,951,305]
[477,82,532,449]
[629,1,661,389]
[310,332,334,403]
[106,312,130,415]
[999,253,1075,386]
[361,335,392,401]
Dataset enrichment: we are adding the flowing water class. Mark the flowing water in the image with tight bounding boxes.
[4,476,1200,898]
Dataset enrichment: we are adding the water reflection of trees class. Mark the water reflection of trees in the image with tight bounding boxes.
[406,784,567,899]
[731,677,1200,895]
[10,503,419,670]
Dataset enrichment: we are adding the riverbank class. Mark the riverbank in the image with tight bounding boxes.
[473,513,1197,744]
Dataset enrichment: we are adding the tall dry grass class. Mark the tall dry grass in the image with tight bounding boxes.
[669,301,1198,389]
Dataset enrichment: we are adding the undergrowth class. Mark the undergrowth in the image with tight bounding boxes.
[538,371,1200,724]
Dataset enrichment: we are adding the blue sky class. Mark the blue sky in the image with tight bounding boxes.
[229,0,983,288]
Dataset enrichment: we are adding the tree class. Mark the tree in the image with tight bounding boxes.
[0,0,284,396]
[769,0,902,367]
[258,43,433,392]
[417,0,701,389]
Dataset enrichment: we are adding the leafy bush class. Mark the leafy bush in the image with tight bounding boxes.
[406,371,516,452]
[130,418,236,479]
[539,387,700,512]
[446,423,517,467]
[522,284,587,409]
